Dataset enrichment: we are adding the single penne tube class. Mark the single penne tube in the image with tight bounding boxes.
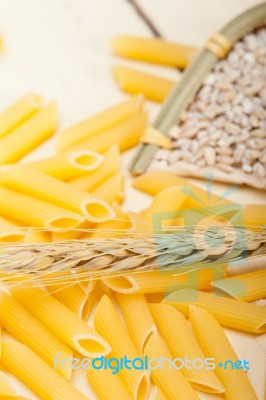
[69,112,148,154]
[103,268,223,294]
[0,186,85,229]
[111,36,197,68]
[149,303,224,394]
[212,269,266,302]
[1,340,88,400]
[57,94,144,152]
[144,334,199,400]
[68,145,120,191]
[0,93,44,139]
[133,170,232,208]
[11,286,111,357]
[164,289,266,334]
[87,202,132,239]
[91,172,124,204]
[190,305,258,400]
[0,101,57,165]
[1,165,115,223]
[0,370,16,396]
[87,364,132,400]
[115,293,157,354]
[142,186,187,230]
[0,215,26,242]
[47,282,92,320]
[0,291,73,379]
[94,295,149,400]
[112,66,175,102]
[28,150,104,180]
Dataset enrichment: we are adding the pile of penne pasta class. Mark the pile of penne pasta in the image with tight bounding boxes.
[0,93,265,400]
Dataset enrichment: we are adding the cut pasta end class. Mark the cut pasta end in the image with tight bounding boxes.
[47,215,85,229]
[28,93,44,108]
[74,334,111,357]
[69,150,104,171]
[0,232,26,242]
[142,325,157,354]
[103,275,138,293]
[136,373,150,400]
[81,199,115,223]
[190,379,225,395]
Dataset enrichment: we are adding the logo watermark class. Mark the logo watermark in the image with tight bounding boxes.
[54,354,250,374]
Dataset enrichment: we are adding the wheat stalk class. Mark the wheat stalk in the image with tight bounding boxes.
[0,226,265,287]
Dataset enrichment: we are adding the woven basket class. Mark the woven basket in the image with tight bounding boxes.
[130,2,266,189]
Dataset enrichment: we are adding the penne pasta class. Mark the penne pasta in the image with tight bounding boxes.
[0,101,57,165]
[94,295,149,400]
[190,305,258,400]
[212,269,266,302]
[164,289,266,334]
[47,282,92,320]
[0,215,26,243]
[78,279,97,294]
[133,170,232,209]
[142,186,187,231]
[103,268,223,294]
[1,340,88,400]
[0,186,85,229]
[91,172,124,204]
[149,303,224,394]
[24,228,52,243]
[68,145,120,191]
[145,293,165,303]
[144,334,199,400]
[0,93,44,139]
[57,94,144,152]
[225,255,266,276]
[52,221,92,242]
[87,364,132,400]
[28,150,104,180]
[0,370,16,396]
[1,165,115,223]
[112,66,175,102]
[0,292,73,379]
[68,112,148,154]
[111,35,197,68]
[11,286,111,357]
[150,386,168,400]
[115,293,157,354]
[243,204,266,226]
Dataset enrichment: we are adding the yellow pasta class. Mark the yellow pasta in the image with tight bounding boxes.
[47,282,92,320]
[0,94,44,139]
[11,286,111,357]
[1,165,115,223]
[91,172,124,204]
[0,292,73,379]
[68,112,148,154]
[225,255,266,276]
[1,340,88,400]
[57,94,144,152]
[0,216,26,243]
[212,269,266,302]
[78,279,97,294]
[190,305,258,400]
[0,101,57,165]
[24,228,52,243]
[243,204,266,226]
[0,186,85,229]
[164,289,266,333]
[150,386,168,400]
[0,370,16,396]
[94,295,149,400]
[52,221,92,242]
[142,186,187,230]
[112,66,175,102]
[103,268,223,294]
[144,334,199,400]
[132,170,233,211]
[149,303,224,394]
[68,145,120,191]
[88,365,132,400]
[28,150,104,180]
[111,35,197,68]
[116,293,157,354]
[87,202,132,239]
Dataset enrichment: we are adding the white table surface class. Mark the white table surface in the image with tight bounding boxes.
[0,1,265,399]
